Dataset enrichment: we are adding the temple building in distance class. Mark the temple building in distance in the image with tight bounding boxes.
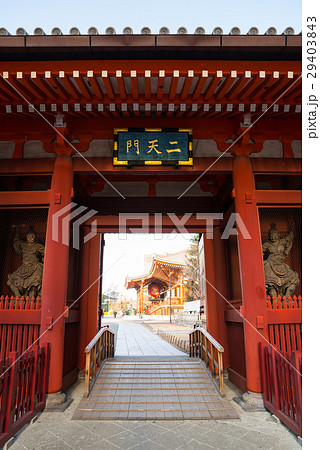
[125,250,187,315]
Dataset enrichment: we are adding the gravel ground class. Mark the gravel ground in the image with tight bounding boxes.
[141,320,194,342]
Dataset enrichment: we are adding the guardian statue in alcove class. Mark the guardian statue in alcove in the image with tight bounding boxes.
[7,226,45,298]
[262,222,300,298]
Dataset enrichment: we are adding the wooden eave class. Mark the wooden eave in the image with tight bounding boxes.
[0,34,301,61]
[125,258,185,290]
[0,59,302,121]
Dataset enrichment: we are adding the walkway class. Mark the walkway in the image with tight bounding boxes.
[109,319,187,357]
[74,320,237,420]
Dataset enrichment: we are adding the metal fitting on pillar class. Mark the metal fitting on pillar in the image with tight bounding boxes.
[54,114,66,128]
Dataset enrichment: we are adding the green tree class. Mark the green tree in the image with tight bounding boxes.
[184,235,200,302]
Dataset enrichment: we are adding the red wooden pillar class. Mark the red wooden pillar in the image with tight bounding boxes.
[78,233,101,370]
[203,234,218,336]
[87,233,100,343]
[137,280,144,313]
[77,238,90,370]
[213,226,230,368]
[138,287,142,313]
[233,155,268,394]
[40,155,73,394]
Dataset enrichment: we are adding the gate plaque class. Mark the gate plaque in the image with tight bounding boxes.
[113,128,193,166]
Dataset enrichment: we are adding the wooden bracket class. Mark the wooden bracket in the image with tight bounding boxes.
[45,317,53,330]
[54,193,61,204]
[245,192,253,204]
[256,315,264,329]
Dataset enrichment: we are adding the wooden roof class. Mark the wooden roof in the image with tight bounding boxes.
[125,257,186,290]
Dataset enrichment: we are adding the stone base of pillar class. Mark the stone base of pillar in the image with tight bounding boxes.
[44,391,73,412]
[233,390,266,412]
[77,369,85,380]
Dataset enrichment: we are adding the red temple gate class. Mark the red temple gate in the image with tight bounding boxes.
[0,31,301,415]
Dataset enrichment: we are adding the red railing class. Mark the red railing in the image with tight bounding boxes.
[0,296,41,361]
[147,297,184,315]
[0,344,49,447]
[85,326,115,396]
[267,295,302,310]
[266,295,302,353]
[189,327,224,393]
[260,343,302,437]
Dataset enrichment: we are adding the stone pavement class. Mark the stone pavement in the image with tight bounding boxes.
[108,319,186,357]
[8,320,302,449]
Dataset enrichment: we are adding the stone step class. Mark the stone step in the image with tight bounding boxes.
[73,359,239,421]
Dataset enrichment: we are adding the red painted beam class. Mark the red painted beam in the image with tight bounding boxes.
[0,155,301,177]
[64,75,81,100]
[266,309,301,324]
[283,80,302,102]
[87,74,104,101]
[45,73,69,101]
[226,75,249,100]
[180,71,194,100]
[0,114,300,137]
[252,158,301,174]
[225,309,243,323]
[0,190,51,207]
[144,71,151,101]
[215,76,235,101]
[91,215,221,230]
[0,96,302,109]
[255,190,301,205]
[37,75,58,100]
[203,75,222,101]
[0,158,55,174]
[72,156,234,173]
[76,75,92,101]
[100,73,115,100]
[116,71,127,101]
[6,74,35,102]
[169,71,179,100]
[131,71,139,100]
[192,71,208,100]
[0,60,302,74]
[156,70,165,101]
[0,310,41,324]
[238,74,269,100]
[22,76,47,101]
[0,77,18,100]
[248,75,273,101]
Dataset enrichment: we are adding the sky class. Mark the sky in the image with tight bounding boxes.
[102,233,197,299]
[1,0,301,35]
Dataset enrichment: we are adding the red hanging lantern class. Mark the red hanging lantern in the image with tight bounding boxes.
[149,284,160,298]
